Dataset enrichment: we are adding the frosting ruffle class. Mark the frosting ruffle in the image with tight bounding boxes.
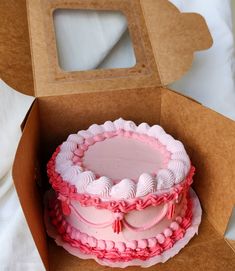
[47,146,195,212]
[44,189,200,267]
[50,118,192,200]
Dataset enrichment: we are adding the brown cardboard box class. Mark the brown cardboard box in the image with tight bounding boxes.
[9,0,235,270]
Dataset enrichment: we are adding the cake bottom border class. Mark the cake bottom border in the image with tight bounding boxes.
[44,188,202,268]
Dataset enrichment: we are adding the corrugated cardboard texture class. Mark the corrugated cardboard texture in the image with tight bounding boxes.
[12,101,49,270]
[140,0,213,86]
[161,88,235,236]
[27,0,212,97]
[48,215,235,270]
[27,0,160,97]
[0,0,33,95]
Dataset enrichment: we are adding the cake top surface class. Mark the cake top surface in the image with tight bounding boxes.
[52,118,191,200]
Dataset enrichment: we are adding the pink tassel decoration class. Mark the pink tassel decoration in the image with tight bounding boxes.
[167,201,175,219]
[112,211,124,234]
[58,194,71,216]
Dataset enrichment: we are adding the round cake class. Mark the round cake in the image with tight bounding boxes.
[46,118,201,267]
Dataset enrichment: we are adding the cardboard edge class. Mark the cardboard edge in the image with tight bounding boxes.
[26,0,37,97]
[12,100,49,270]
[20,99,36,131]
[140,0,213,86]
[226,239,235,253]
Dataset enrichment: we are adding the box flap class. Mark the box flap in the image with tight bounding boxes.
[48,214,235,270]
[27,0,212,97]
[0,0,34,96]
[12,100,49,270]
[161,88,235,236]
[140,0,213,85]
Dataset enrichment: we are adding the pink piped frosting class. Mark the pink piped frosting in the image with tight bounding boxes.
[46,192,194,262]
[51,118,191,200]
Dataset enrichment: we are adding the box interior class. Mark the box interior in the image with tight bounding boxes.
[13,87,235,270]
[12,0,235,270]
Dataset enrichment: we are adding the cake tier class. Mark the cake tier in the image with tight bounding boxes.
[48,119,191,200]
[48,190,193,262]
[46,119,196,265]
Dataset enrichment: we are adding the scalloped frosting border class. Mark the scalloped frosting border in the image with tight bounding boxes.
[50,119,191,200]
[47,191,193,262]
[48,145,195,213]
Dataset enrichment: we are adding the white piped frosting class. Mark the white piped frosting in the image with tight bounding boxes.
[156,169,175,190]
[110,179,136,199]
[55,160,73,175]
[88,124,104,135]
[86,177,113,197]
[74,171,96,192]
[77,130,93,139]
[114,118,126,130]
[136,122,150,134]
[56,151,74,163]
[124,120,137,132]
[60,141,77,152]
[171,151,190,167]
[61,165,83,182]
[168,160,187,183]
[67,134,84,144]
[102,121,116,132]
[55,118,191,199]
[136,173,156,197]
[147,125,164,137]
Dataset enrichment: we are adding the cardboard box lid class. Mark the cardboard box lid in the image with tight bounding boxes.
[27,0,212,97]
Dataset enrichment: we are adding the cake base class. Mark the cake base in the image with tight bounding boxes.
[44,188,201,268]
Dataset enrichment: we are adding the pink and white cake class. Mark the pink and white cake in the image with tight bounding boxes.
[46,118,202,267]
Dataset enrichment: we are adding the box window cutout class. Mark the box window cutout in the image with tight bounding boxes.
[53,9,136,72]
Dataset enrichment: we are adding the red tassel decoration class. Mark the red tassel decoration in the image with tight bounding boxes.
[112,211,124,234]
[167,201,175,219]
[61,200,71,216]
[58,194,71,216]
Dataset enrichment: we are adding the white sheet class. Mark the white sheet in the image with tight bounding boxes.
[0,1,234,270]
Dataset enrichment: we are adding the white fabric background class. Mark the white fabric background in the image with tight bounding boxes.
[0,0,234,270]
